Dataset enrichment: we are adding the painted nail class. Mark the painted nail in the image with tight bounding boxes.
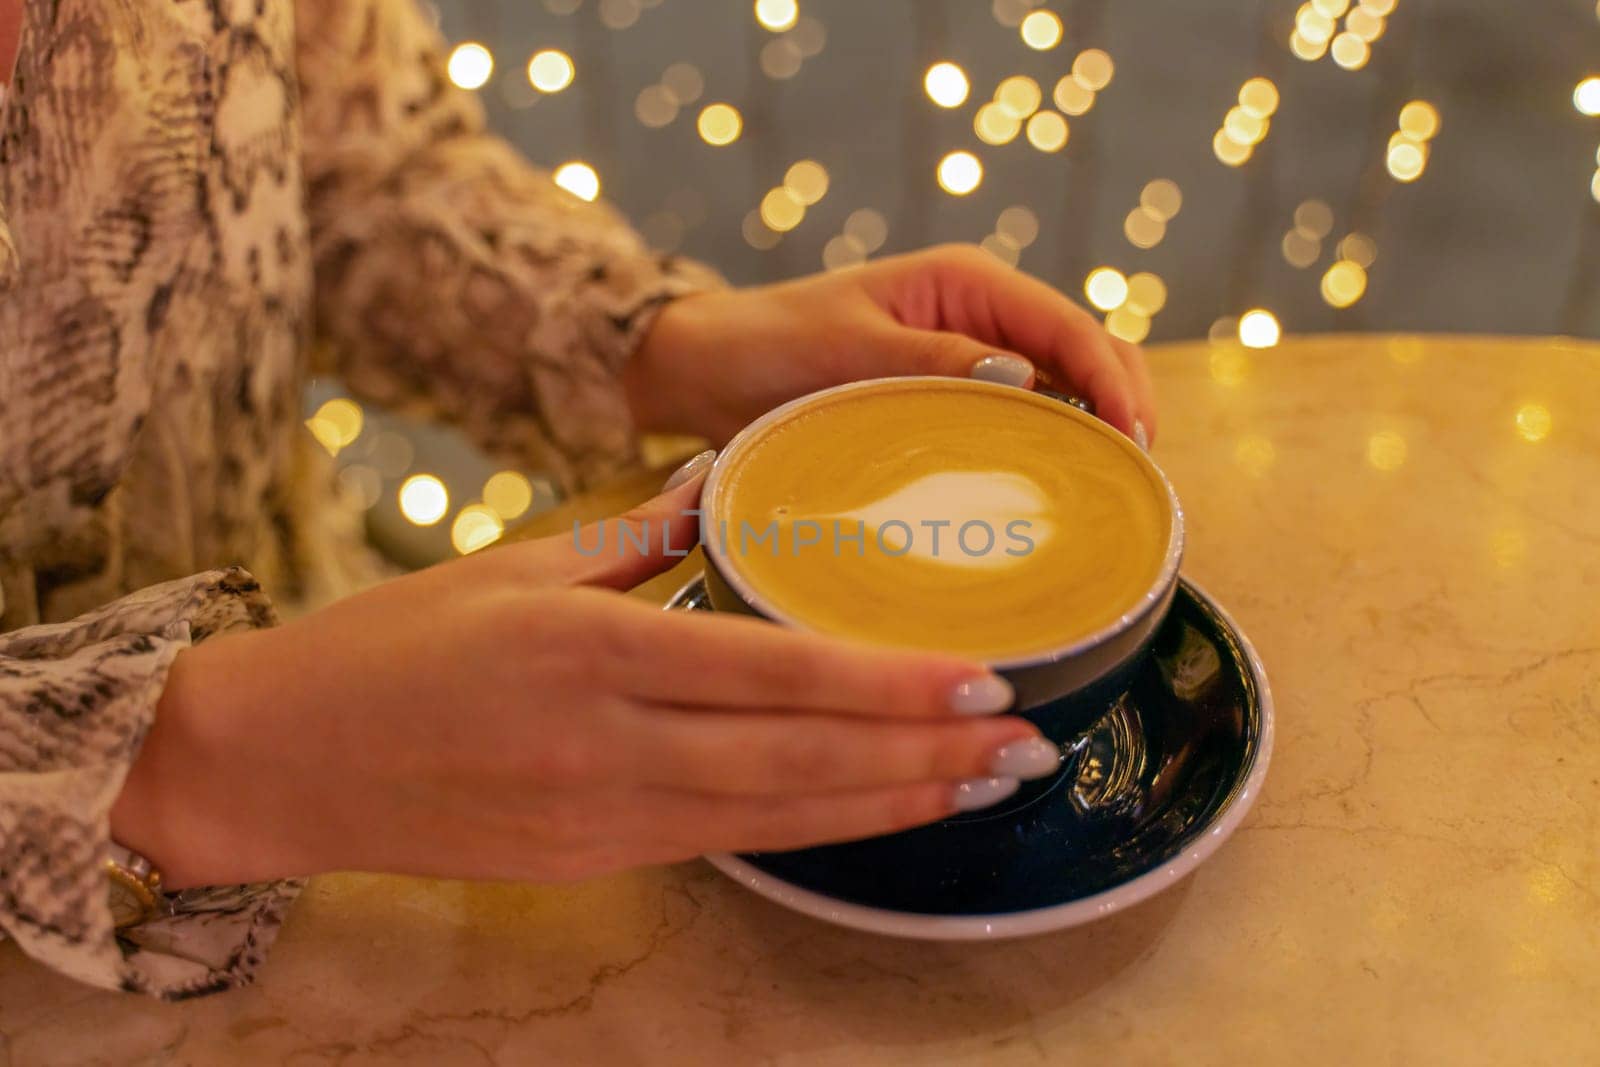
[952,776,1021,812]
[948,675,1015,715]
[989,737,1061,780]
[662,449,716,492]
[1132,419,1150,452]
[969,354,1035,389]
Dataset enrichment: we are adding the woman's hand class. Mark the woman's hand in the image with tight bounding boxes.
[111,469,1058,889]
[625,245,1157,448]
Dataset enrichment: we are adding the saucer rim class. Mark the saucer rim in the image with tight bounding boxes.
[683,574,1275,941]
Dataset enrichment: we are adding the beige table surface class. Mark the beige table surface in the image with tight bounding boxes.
[2,335,1596,1065]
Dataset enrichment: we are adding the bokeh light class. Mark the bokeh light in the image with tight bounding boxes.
[1085,267,1130,311]
[1124,209,1166,249]
[996,75,1043,119]
[1126,272,1168,315]
[924,62,971,108]
[1072,49,1115,91]
[845,209,889,252]
[1515,403,1552,442]
[975,103,1023,145]
[1387,139,1426,181]
[1140,179,1183,220]
[1331,32,1370,70]
[1294,199,1335,238]
[1213,129,1252,167]
[1025,111,1069,152]
[783,160,830,205]
[1366,430,1407,471]
[760,187,805,231]
[1020,9,1063,50]
[937,151,984,195]
[1320,260,1369,307]
[1338,233,1378,267]
[1399,100,1441,140]
[309,398,363,451]
[528,49,575,92]
[483,471,535,521]
[661,62,704,104]
[1052,76,1096,115]
[451,504,505,555]
[754,0,798,32]
[997,205,1040,247]
[399,474,450,526]
[823,234,867,270]
[1575,77,1600,116]
[1238,309,1281,348]
[1105,306,1150,343]
[697,103,744,145]
[1239,77,1280,118]
[447,42,494,90]
[553,161,600,200]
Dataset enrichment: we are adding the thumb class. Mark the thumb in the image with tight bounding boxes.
[886,326,1038,390]
[529,450,715,591]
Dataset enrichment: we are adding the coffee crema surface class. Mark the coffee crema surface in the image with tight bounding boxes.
[709,380,1174,660]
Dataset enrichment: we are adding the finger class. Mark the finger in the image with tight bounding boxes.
[600,601,1015,717]
[1108,336,1158,445]
[640,781,963,854]
[511,450,713,591]
[866,246,1141,436]
[634,706,1050,795]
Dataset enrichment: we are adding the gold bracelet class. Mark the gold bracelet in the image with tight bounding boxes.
[105,846,167,929]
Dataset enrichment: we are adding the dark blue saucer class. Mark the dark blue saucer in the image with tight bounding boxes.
[670,574,1274,939]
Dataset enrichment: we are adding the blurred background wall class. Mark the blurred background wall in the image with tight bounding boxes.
[318,0,1600,562]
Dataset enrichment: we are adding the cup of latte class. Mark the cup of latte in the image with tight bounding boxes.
[697,377,1184,739]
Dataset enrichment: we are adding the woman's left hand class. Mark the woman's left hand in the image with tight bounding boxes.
[625,244,1157,448]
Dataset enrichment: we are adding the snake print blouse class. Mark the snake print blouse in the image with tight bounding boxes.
[0,0,717,999]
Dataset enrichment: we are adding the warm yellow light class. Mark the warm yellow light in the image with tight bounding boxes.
[742,210,781,250]
[1084,267,1129,312]
[1238,309,1281,348]
[1515,403,1552,442]
[1020,9,1063,50]
[844,208,889,252]
[996,75,1043,119]
[753,0,798,32]
[1223,106,1268,146]
[1239,77,1280,118]
[936,151,984,195]
[1575,77,1600,116]
[1105,306,1150,343]
[1360,0,1397,14]
[311,398,364,448]
[1296,9,1336,44]
[1386,140,1425,181]
[305,417,343,456]
[1025,110,1069,152]
[1366,431,1407,471]
[661,62,704,105]
[822,234,866,271]
[483,471,535,521]
[528,49,575,92]
[447,42,494,91]
[1294,199,1334,238]
[979,233,1020,267]
[783,160,830,205]
[1126,272,1168,315]
[1282,230,1320,268]
[697,103,743,145]
[760,187,805,232]
[552,161,600,201]
[451,504,505,555]
[1346,8,1386,41]
[1320,260,1368,308]
[1591,170,1600,204]
[1123,208,1166,250]
[1330,32,1370,70]
[1071,49,1115,91]
[1234,435,1276,477]
[399,474,450,526]
[1311,0,1350,18]
[924,62,971,108]
[1398,100,1440,140]
[1338,232,1378,267]
[974,103,1023,145]
[1213,130,1253,167]
[1140,179,1183,220]
[1290,30,1329,61]
[996,205,1040,247]
[1052,76,1096,115]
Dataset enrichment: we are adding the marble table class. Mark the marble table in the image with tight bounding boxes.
[2,335,1596,1065]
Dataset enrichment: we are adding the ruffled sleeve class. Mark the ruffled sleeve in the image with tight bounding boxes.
[0,567,301,1000]
[295,0,725,492]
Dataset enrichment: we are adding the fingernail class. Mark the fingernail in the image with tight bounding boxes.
[952,776,1021,812]
[662,449,716,492]
[1132,420,1150,452]
[948,675,1014,715]
[989,737,1061,780]
[970,354,1035,389]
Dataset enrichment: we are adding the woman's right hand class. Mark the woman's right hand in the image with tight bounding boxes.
[110,464,1059,889]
